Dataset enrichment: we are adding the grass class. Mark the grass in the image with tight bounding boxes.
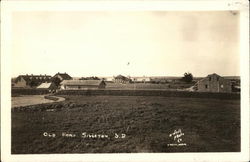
[11,95,240,153]
[105,82,194,90]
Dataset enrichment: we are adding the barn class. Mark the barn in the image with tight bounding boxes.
[197,73,231,93]
[60,80,106,90]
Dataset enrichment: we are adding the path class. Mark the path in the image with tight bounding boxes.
[11,95,65,108]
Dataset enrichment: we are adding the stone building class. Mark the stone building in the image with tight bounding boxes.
[114,75,132,84]
[197,73,231,93]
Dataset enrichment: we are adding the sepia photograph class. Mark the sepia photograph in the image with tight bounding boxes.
[1,1,249,162]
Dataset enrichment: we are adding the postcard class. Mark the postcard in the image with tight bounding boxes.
[1,1,249,162]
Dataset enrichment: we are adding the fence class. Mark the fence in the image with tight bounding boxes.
[12,88,49,96]
[56,89,240,100]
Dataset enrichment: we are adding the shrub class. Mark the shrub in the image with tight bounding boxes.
[44,95,59,101]
[182,72,193,83]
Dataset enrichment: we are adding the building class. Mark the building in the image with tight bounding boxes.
[60,80,106,90]
[11,78,17,87]
[13,74,52,88]
[37,82,57,92]
[114,75,132,84]
[53,72,72,81]
[131,76,151,83]
[197,73,231,93]
[224,76,240,92]
[79,76,100,80]
[100,76,114,82]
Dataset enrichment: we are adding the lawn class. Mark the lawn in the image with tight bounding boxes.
[11,95,240,153]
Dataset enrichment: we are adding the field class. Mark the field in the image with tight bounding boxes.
[11,95,240,154]
[105,82,194,90]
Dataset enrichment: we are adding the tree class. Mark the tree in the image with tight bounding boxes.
[52,77,61,88]
[182,72,193,83]
[29,80,39,87]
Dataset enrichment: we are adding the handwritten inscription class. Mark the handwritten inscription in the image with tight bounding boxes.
[43,132,56,138]
[82,132,108,139]
[114,133,126,139]
[43,132,126,139]
[168,129,187,147]
[62,132,76,137]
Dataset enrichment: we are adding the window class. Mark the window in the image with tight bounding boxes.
[217,77,219,81]
[209,77,211,81]
[205,84,208,89]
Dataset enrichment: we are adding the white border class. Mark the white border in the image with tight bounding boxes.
[1,1,249,162]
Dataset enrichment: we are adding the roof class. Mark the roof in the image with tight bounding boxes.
[207,73,221,77]
[53,73,72,80]
[37,82,53,89]
[80,76,101,80]
[114,75,131,81]
[197,73,223,83]
[131,76,150,79]
[61,80,105,86]
[15,75,52,83]
[149,76,181,80]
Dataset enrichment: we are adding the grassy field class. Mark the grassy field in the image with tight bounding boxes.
[105,82,194,90]
[12,95,240,153]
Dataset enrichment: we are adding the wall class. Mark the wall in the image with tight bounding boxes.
[12,88,49,96]
[114,79,130,84]
[56,89,240,100]
[65,85,99,90]
[197,75,231,93]
[14,77,28,88]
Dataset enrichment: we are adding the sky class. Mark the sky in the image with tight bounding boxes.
[11,11,240,77]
